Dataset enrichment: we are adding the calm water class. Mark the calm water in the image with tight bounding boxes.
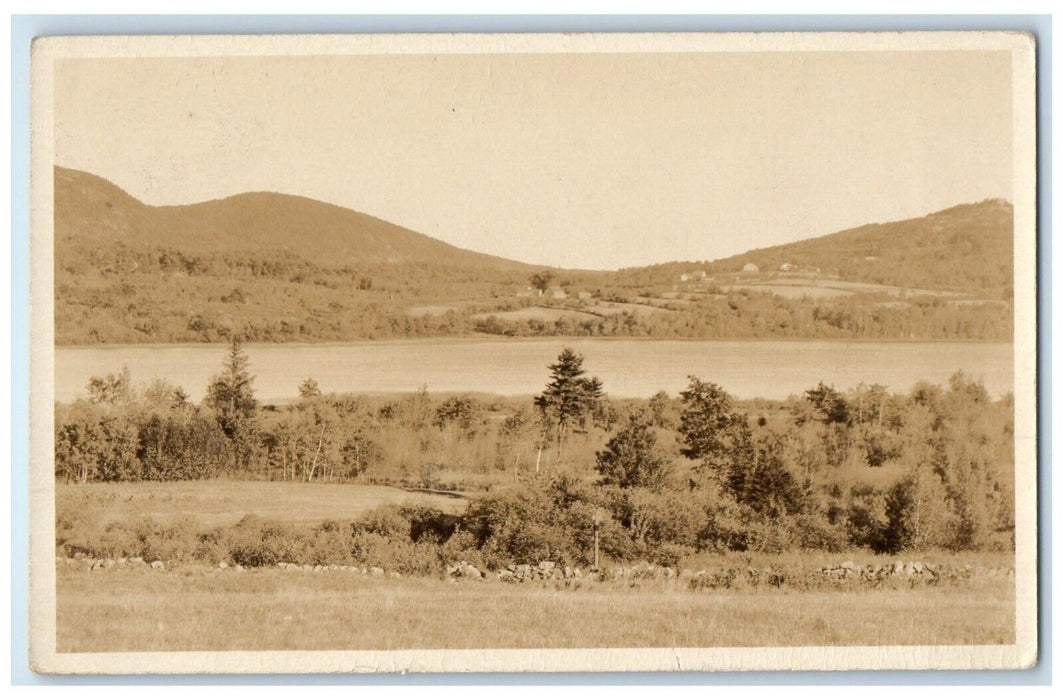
[55,339,1015,404]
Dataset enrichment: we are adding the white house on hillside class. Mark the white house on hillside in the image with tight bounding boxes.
[742,262,759,273]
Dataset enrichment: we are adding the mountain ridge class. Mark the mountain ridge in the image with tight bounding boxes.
[54,165,533,272]
[53,166,1014,344]
[57,165,1013,295]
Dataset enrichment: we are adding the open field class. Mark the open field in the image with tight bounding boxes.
[55,566,1015,652]
[471,306,600,322]
[590,300,678,316]
[711,276,988,302]
[405,303,474,317]
[57,481,468,529]
[720,284,854,299]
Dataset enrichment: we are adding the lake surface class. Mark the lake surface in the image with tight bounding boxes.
[55,338,1015,404]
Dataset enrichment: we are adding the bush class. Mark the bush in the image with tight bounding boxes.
[595,413,672,490]
[353,506,411,539]
[350,532,441,575]
[462,480,594,567]
[224,516,308,566]
[611,487,702,553]
[403,506,461,543]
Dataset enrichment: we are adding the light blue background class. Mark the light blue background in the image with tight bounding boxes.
[9,13,1052,686]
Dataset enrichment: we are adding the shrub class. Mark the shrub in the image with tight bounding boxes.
[462,480,588,567]
[595,412,672,490]
[353,506,412,539]
[350,532,441,575]
[611,487,702,553]
[402,506,461,543]
[224,516,307,567]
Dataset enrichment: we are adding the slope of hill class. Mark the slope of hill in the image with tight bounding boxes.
[612,200,1013,301]
[54,166,530,271]
[53,167,1013,344]
[709,200,1014,299]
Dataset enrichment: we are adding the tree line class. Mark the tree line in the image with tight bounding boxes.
[56,237,1010,344]
[55,342,1014,555]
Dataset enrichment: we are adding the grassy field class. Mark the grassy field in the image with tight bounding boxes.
[54,481,1016,651]
[55,566,1015,652]
[471,306,601,322]
[56,481,468,529]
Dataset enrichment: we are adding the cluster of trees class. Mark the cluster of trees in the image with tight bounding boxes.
[55,239,530,344]
[57,234,1010,344]
[474,293,1011,341]
[55,343,1014,555]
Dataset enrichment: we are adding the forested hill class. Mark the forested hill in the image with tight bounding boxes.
[716,200,1014,299]
[54,166,1012,344]
[54,166,532,271]
[618,200,1014,300]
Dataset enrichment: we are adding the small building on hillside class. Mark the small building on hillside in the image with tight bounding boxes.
[779,262,797,272]
[550,288,568,300]
[516,287,534,298]
[577,290,593,300]
[742,262,759,273]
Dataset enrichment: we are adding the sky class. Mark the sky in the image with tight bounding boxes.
[54,50,1013,270]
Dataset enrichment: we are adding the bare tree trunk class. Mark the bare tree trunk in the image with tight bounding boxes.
[307,427,324,482]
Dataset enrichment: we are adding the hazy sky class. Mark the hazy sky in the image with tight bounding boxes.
[54,50,1013,269]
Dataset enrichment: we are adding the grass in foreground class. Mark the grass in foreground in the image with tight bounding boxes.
[56,567,1014,652]
[56,480,467,529]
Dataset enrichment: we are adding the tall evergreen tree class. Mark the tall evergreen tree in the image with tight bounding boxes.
[534,347,603,463]
[205,336,258,468]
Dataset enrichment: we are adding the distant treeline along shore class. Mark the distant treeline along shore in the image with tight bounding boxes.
[56,340,1014,569]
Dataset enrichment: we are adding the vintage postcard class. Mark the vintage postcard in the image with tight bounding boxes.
[28,32,1037,674]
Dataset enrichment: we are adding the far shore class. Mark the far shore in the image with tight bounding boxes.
[54,335,1015,351]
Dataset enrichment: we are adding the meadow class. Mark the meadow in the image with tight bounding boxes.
[56,480,467,529]
[54,477,1016,651]
[56,564,1015,652]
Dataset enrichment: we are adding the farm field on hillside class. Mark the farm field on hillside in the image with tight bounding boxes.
[55,566,1015,651]
[720,283,855,300]
[471,306,601,322]
[57,481,468,529]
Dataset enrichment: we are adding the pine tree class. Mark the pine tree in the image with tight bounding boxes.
[298,377,322,400]
[534,347,603,463]
[205,336,257,468]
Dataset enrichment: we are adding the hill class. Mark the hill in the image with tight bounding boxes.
[53,167,1012,344]
[54,166,531,271]
[650,200,1013,300]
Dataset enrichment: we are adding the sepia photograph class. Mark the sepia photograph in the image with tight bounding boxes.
[27,31,1038,674]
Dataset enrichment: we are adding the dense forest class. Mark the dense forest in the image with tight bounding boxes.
[55,166,1013,344]
[56,342,1014,561]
